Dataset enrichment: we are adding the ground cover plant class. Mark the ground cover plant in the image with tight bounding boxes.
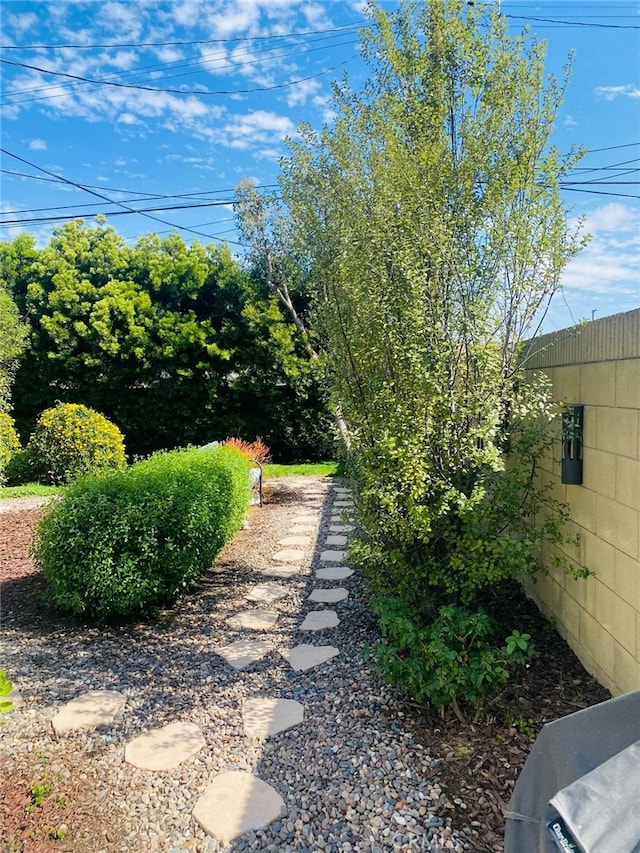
[33,445,250,621]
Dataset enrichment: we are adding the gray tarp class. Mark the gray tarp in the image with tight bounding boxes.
[504,689,640,852]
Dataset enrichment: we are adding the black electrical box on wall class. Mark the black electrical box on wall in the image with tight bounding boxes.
[561,405,584,485]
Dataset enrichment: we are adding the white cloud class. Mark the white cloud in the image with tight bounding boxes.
[28,138,48,151]
[206,109,295,150]
[563,115,578,128]
[6,12,37,34]
[285,78,321,107]
[561,203,640,299]
[594,84,640,100]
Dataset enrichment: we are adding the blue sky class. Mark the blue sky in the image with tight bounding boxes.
[1,0,638,333]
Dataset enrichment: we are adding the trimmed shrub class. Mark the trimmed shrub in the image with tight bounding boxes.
[28,402,126,486]
[33,446,250,621]
[0,412,20,485]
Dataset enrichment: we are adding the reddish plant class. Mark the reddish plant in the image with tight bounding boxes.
[221,436,271,465]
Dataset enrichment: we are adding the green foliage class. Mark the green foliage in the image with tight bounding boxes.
[0,670,14,722]
[0,411,20,485]
[33,446,250,621]
[372,598,535,721]
[280,0,588,610]
[0,274,28,412]
[3,219,333,461]
[3,446,41,487]
[28,402,126,486]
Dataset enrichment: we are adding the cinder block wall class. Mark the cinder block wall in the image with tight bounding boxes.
[522,309,640,696]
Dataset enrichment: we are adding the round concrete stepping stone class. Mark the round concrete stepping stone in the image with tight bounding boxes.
[51,689,125,736]
[292,514,318,524]
[288,525,315,535]
[215,639,272,670]
[277,535,311,547]
[320,549,347,562]
[193,770,285,844]
[299,610,340,631]
[272,549,305,563]
[243,698,304,739]
[125,721,205,771]
[316,566,354,581]
[281,644,339,671]
[226,609,279,630]
[329,524,355,533]
[260,564,308,579]
[246,583,289,604]
[308,588,349,604]
[325,534,347,546]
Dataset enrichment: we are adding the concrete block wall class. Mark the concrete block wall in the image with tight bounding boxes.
[522,309,640,696]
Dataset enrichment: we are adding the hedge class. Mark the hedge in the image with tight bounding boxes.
[33,446,250,621]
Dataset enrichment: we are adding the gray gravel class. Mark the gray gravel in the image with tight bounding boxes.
[1,476,470,852]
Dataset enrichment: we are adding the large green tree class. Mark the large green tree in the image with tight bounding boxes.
[2,220,333,460]
[278,0,587,607]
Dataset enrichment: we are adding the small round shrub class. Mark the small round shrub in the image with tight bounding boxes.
[0,412,20,485]
[28,402,126,485]
[33,446,250,621]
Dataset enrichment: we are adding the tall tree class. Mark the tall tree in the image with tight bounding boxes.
[279,0,587,607]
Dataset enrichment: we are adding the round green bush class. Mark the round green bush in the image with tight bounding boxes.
[28,402,126,485]
[33,446,250,621]
[0,412,20,485]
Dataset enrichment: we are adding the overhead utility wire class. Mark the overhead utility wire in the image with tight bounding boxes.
[1,54,355,100]
[0,168,278,199]
[0,24,363,50]
[505,14,640,29]
[0,148,242,244]
[2,32,360,102]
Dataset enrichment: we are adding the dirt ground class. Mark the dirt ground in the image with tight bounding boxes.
[0,500,610,852]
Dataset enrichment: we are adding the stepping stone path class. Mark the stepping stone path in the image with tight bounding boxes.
[245,582,289,604]
[226,609,279,630]
[309,587,349,603]
[192,770,286,844]
[215,638,273,670]
[299,609,340,630]
[125,721,205,771]
[51,689,125,736]
[282,644,340,672]
[316,566,354,580]
[242,697,304,739]
[320,549,347,562]
[46,480,356,845]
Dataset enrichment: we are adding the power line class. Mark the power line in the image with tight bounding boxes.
[0,24,363,51]
[2,32,359,104]
[1,54,356,101]
[0,168,278,199]
[0,148,243,244]
[505,14,640,30]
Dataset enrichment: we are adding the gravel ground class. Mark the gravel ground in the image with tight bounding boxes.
[1,476,470,853]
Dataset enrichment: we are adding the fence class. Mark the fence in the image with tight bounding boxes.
[522,309,640,696]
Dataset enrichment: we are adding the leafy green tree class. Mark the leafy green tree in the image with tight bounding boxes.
[0,247,28,412]
[279,0,588,610]
[3,220,333,460]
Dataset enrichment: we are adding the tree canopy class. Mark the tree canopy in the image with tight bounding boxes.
[1,220,334,460]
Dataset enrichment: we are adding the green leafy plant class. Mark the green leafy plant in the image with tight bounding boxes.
[29,778,53,808]
[372,598,535,723]
[0,411,20,485]
[27,402,126,485]
[0,669,14,722]
[34,446,250,621]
